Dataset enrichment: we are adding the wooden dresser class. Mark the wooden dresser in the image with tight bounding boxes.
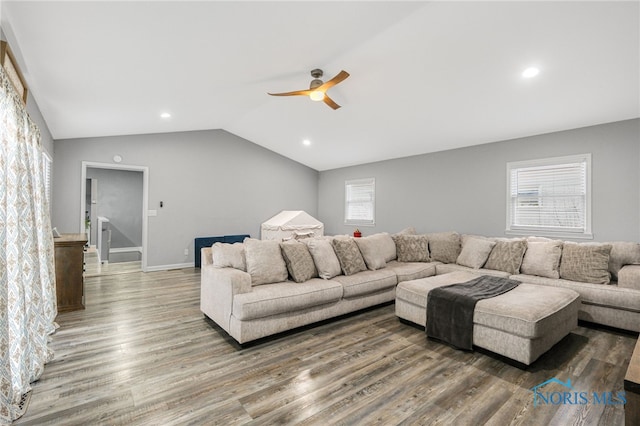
[54,233,87,313]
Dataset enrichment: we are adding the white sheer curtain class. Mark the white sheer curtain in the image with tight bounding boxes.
[0,65,57,422]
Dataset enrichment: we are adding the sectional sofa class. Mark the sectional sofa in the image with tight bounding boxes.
[200,230,640,349]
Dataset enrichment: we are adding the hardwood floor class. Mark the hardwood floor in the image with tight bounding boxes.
[83,248,142,277]
[15,267,636,425]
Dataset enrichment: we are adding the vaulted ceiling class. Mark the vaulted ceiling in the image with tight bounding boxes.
[2,1,638,171]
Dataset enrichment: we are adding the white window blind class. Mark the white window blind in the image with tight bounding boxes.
[345,178,375,226]
[507,154,591,238]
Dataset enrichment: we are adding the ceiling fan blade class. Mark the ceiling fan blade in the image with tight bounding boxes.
[268,89,312,97]
[323,95,341,110]
[317,70,350,91]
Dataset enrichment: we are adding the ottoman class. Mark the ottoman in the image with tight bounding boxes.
[396,271,580,365]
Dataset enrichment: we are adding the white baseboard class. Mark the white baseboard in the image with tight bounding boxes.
[110,246,143,254]
[145,262,194,272]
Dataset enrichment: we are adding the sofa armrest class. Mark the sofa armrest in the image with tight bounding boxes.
[200,265,252,333]
[201,247,213,267]
[618,265,640,291]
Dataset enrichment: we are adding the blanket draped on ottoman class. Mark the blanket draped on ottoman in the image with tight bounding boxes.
[426,275,520,350]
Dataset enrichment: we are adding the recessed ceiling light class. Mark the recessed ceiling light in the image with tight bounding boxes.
[522,67,540,78]
[302,139,312,146]
[160,112,171,119]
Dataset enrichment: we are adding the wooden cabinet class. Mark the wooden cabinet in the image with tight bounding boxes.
[54,233,87,313]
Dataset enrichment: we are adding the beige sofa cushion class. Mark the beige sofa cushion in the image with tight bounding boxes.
[386,261,437,283]
[392,234,430,263]
[211,242,246,271]
[232,279,343,320]
[280,241,318,283]
[520,240,563,279]
[304,238,342,280]
[456,236,496,269]
[355,233,395,269]
[427,231,461,264]
[332,238,367,276]
[332,269,397,298]
[435,262,511,278]
[484,238,527,275]
[243,238,288,285]
[513,274,640,313]
[619,265,640,291]
[608,242,640,280]
[559,242,612,284]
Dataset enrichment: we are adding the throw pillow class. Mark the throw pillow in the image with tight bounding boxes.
[392,234,430,263]
[559,242,612,284]
[395,226,417,235]
[520,240,563,279]
[608,241,640,281]
[456,236,496,269]
[427,231,462,264]
[211,242,246,271]
[355,233,394,270]
[304,238,342,279]
[484,238,527,275]
[331,237,368,276]
[243,238,288,285]
[280,241,317,283]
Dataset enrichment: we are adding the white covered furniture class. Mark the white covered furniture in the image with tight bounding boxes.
[260,210,324,241]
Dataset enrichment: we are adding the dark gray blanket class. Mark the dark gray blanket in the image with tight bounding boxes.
[426,275,520,350]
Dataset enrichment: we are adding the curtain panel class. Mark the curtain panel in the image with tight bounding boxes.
[0,65,56,423]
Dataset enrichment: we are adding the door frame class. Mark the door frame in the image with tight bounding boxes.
[80,161,149,272]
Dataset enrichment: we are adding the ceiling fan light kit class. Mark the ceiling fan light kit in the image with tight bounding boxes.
[268,68,349,109]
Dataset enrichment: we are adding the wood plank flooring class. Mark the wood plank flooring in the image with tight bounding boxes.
[15,266,637,425]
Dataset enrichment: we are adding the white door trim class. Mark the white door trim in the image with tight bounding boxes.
[80,161,149,272]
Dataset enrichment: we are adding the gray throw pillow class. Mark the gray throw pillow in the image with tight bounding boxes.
[280,241,318,283]
[427,231,461,264]
[520,240,563,279]
[243,238,288,285]
[392,234,430,263]
[355,234,393,270]
[484,239,527,275]
[304,238,342,279]
[559,242,612,284]
[211,242,246,271]
[331,238,367,276]
[456,236,496,269]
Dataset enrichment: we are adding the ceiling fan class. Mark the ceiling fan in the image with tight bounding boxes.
[268,69,350,110]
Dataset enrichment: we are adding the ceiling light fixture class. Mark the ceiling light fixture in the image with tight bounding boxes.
[522,67,540,78]
[309,91,325,102]
[302,139,312,146]
[160,112,171,119]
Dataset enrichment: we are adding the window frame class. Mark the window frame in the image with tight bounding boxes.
[505,154,592,239]
[344,178,375,227]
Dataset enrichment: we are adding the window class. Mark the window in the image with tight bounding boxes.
[345,178,375,226]
[506,154,591,238]
[42,151,52,207]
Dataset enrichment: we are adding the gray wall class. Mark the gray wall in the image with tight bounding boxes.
[318,119,640,243]
[53,129,319,268]
[86,168,143,249]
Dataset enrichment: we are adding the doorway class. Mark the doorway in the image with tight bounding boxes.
[80,161,149,272]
